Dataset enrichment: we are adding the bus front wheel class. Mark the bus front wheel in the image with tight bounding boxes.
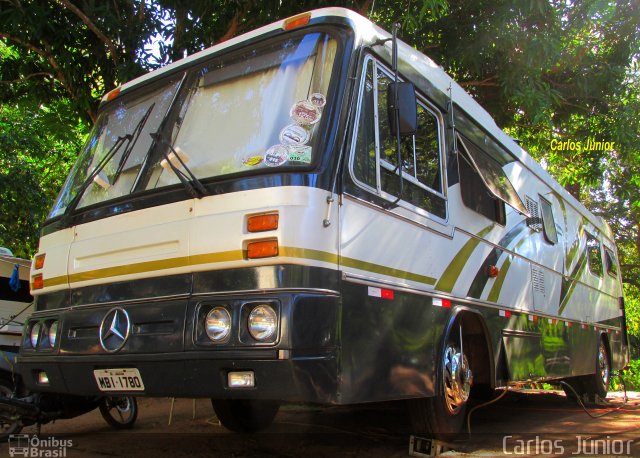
[211,399,280,433]
[408,337,473,439]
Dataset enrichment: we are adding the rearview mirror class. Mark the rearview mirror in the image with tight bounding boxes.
[387,82,417,137]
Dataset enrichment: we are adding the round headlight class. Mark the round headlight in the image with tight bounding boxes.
[248,305,277,341]
[48,321,59,348]
[30,322,42,348]
[205,307,231,342]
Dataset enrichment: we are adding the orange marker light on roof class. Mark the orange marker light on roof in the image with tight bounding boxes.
[283,13,311,31]
[101,86,121,104]
[34,254,46,270]
[247,214,279,233]
[247,240,279,259]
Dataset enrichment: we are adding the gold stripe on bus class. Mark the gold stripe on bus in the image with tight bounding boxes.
[43,250,244,286]
[43,275,68,288]
[41,247,436,289]
[280,246,436,286]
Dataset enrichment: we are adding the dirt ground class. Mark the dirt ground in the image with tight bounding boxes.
[2,390,639,457]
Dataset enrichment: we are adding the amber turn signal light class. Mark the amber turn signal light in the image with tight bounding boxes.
[32,274,44,290]
[247,214,279,233]
[247,240,279,259]
[34,254,45,270]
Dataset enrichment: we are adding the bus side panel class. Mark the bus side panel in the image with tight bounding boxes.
[338,281,442,403]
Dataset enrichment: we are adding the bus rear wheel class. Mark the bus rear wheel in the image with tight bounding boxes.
[583,338,611,400]
[211,399,280,433]
[562,338,611,403]
[408,338,473,438]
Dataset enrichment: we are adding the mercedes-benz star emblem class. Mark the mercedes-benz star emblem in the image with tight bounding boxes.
[99,307,131,353]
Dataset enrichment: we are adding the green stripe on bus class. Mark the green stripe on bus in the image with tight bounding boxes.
[435,224,494,293]
[487,257,512,302]
[280,246,436,286]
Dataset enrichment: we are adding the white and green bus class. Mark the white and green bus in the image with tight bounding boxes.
[20,8,628,437]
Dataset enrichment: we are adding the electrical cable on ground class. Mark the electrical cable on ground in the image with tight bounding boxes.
[559,371,629,419]
[466,387,510,435]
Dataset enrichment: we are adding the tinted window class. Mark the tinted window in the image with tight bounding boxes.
[586,234,603,277]
[604,247,618,278]
[539,197,558,244]
[457,134,528,217]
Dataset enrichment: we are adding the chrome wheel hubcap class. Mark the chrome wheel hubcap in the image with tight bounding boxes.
[443,343,473,415]
[598,343,610,387]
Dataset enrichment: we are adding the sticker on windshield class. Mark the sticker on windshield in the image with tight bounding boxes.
[279,124,310,146]
[287,145,312,164]
[242,155,263,167]
[290,100,321,125]
[264,145,289,167]
[309,93,326,108]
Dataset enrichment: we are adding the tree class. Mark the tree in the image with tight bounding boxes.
[0,98,86,258]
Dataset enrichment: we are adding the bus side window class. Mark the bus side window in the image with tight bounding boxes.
[350,56,446,219]
[352,59,377,189]
[586,233,603,277]
[456,133,528,226]
[458,149,505,225]
[604,247,619,278]
[539,196,558,244]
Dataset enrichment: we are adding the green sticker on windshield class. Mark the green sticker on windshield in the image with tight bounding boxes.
[287,145,312,163]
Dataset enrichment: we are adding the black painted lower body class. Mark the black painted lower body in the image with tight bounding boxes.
[18,353,338,403]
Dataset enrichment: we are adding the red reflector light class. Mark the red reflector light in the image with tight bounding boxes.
[381,289,394,300]
[247,240,279,259]
[487,265,499,278]
[283,13,311,31]
[247,214,279,232]
[432,298,451,308]
[34,254,45,270]
[32,274,44,290]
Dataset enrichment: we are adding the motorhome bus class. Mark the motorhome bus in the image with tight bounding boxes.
[20,8,627,436]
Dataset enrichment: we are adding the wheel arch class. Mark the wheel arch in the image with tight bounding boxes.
[443,306,496,388]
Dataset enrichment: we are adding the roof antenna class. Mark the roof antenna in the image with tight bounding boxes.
[369,0,376,17]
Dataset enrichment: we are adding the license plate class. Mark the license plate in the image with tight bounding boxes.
[93,368,145,392]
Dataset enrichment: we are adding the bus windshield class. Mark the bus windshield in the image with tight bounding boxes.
[49,31,338,219]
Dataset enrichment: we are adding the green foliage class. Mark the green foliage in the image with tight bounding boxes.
[611,359,640,392]
[0,100,87,258]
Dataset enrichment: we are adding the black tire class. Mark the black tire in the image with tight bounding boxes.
[408,334,473,439]
[583,338,611,400]
[211,399,280,433]
[470,383,495,401]
[0,376,22,440]
[561,376,585,401]
[99,396,138,429]
[562,338,610,403]
[0,377,22,440]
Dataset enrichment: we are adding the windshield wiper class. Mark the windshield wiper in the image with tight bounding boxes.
[61,134,132,223]
[112,102,156,183]
[149,132,209,198]
[61,103,156,223]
